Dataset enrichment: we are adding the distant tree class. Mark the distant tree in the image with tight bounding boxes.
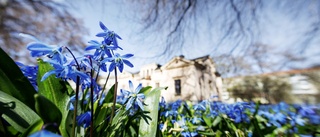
[226,75,293,103]
[213,43,305,77]
[126,0,320,76]
[0,1,88,62]
[301,69,320,103]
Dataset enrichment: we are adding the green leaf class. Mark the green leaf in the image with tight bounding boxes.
[139,87,166,137]
[198,131,216,136]
[203,115,213,127]
[37,59,72,136]
[34,94,62,125]
[140,86,152,94]
[0,91,40,132]
[0,47,37,111]
[37,59,71,110]
[103,84,115,103]
[108,107,128,136]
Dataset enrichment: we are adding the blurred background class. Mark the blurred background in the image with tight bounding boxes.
[1,0,319,104]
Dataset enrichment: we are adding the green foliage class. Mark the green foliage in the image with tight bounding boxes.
[20,119,43,137]
[37,59,72,136]
[34,94,62,126]
[0,48,37,111]
[0,91,40,133]
[139,87,165,137]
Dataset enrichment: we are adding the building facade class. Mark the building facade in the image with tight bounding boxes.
[100,55,224,102]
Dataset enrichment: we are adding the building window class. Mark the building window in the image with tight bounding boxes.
[155,82,160,88]
[175,79,181,95]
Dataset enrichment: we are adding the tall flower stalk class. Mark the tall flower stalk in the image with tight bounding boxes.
[22,21,137,137]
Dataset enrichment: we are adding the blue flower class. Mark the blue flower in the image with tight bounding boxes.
[96,21,122,49]
[161,110,178,117]
[81,78,102,94]
[85,40,118,59]
[181,131,197,137]
[29,130,61,137]
[27,42,65,64]
[170,100,182,111]
[101,53,134,73]
[41,59,90,84]
[290,115,305,126]
[176,117,187,129]
[159,123,164,130]
[68,95,76,111]
[196,126,205,131]
[159,96,166,109]
[121,80,145,111]
[193,101,206,111]
[117,89,130,104]
[76,111,91,128]
[191,117,202,124]
[298,105,316,117]
[16,62,38,91]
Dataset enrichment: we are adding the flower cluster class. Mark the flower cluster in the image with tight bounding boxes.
[158,100,320,137]
[3,21,319,137]
[20,22,146,137]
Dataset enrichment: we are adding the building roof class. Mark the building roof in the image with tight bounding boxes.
[261,66,320,76]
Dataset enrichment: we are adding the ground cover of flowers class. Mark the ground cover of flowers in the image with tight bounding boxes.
[154,99,320,136]
[0,21,319,137]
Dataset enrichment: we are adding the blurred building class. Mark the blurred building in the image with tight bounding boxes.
[262,67,320,104]
[100,55,224,102]
[224,67,320,104]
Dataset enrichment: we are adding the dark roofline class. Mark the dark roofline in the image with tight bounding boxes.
[190,55,210,61]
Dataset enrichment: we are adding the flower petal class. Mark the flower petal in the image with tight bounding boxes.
[88,40,100,45]
[135,83,142,93]
[136,99,144,111]
[96,32,108,37]
[137,93,145,99]
[108,62,116,72]
[123,60,134,68]
[85,45,100,51]
[29,130,61,137]
[129,80,134,92]
[115,33,122,40]
[27,42,54,51]
[99,21,108,31]
[126,98,134,110]
[41,70,57,81]
[121,54,134,58]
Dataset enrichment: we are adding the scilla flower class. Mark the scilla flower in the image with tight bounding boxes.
[101,53,133,73]
[76,111,91,128]
[96,21,122,49]
[41,59,89,84]
[29,130,61,137]
[85,40,118,59]
[121,80,145,111]
[27,42,66,64]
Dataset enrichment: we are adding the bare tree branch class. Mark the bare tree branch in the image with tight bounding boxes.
[127,0,320,76]
[0,0,88,62]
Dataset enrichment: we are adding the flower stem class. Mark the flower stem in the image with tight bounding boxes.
[65,47,81,137]
[98,72,110,101]
[71,76,80,137]
[110,68,118,123]
[89,58,94,137]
